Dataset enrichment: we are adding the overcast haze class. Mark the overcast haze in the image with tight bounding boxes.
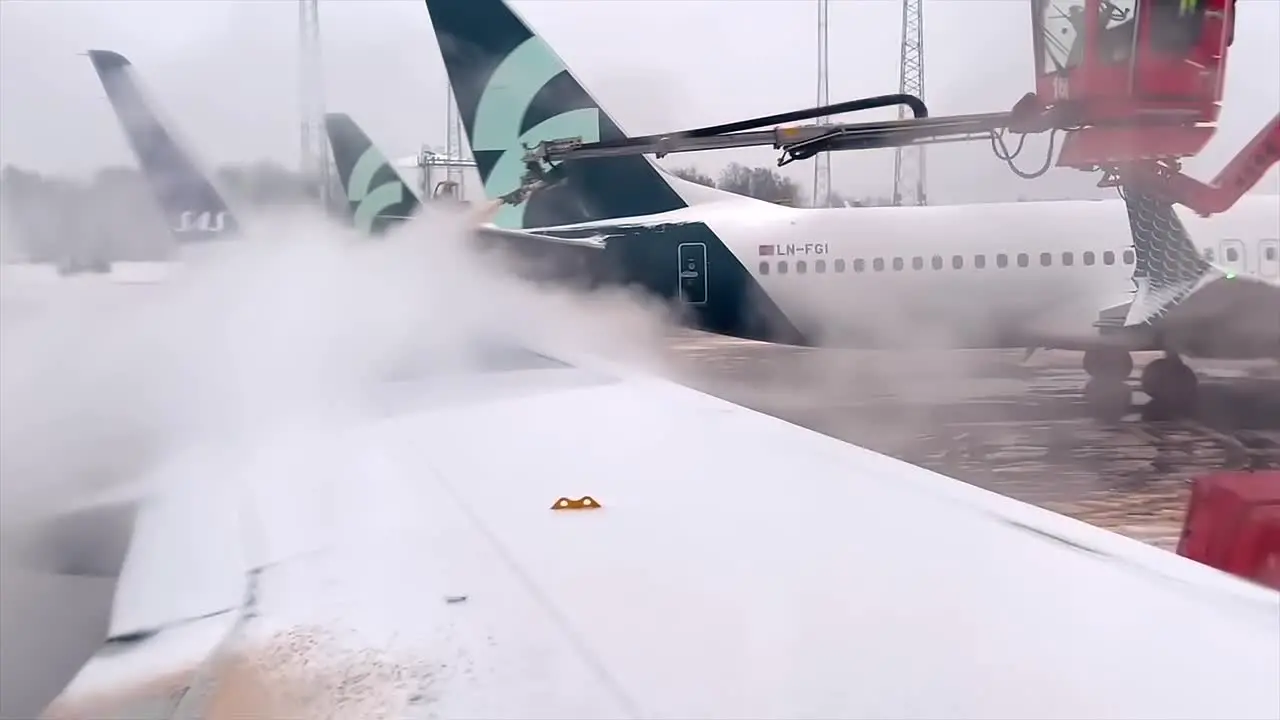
[1,0,1277,203]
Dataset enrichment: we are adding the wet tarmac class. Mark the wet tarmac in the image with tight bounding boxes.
[663,331,1280,551]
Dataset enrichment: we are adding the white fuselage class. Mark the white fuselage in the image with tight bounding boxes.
[690,190,1280,351]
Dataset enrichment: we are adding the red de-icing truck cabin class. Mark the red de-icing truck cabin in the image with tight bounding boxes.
[1177,470,1280,590]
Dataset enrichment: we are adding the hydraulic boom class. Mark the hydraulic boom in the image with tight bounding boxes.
[1101,114,1280,215]
[510,96,1015,206]
[524,97,1008,166]
[508,0,1278,217]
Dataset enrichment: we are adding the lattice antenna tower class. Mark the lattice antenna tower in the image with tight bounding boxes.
[813,0,831,208]
[892,0,927,206]
[298,0,331,207]
[445,87,467,189]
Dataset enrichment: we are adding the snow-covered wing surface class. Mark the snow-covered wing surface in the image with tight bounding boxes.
[46,351,1280,719]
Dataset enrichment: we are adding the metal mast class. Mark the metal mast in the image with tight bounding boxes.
[892,0,927,206]
[298,0,330,208]
[445,88,467,192]
[812,0,831,208]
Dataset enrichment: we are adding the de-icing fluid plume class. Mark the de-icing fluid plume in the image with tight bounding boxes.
[0,205,679,529]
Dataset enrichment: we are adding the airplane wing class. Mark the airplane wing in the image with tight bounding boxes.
[1139,271,1280,359]
[473,223,608,250]
[462,198,608,250]
[454,218,610,288]
[43,343,1280,719]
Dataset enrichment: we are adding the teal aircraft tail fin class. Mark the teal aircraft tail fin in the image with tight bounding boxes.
[325,113,421,235]
[423,0,692,230]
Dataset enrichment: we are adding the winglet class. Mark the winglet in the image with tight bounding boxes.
[1120,190,1219,327]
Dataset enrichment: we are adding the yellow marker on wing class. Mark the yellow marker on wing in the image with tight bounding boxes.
[551,496,602,511]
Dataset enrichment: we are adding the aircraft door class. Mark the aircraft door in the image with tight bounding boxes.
[1219,238,1247,276]
[1259,239,1279,279]
[678,242,708,305]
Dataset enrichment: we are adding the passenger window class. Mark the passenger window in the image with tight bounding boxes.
[1123,249,1135,265]
[996,253,1009,268]
[952,255,964,270]
[1103,250,1115,265]
[1040,252,1052,266]
[892,257,904,271]
[931,255,943,270]
[974,254,986,269]
[1017,253,1029,268]
[1083,251,1095,266]
[1225,247,1240,263]
[1062,252,1073,266]
[1265,244,1278,261]
[759,261,770,275]
[912,256,924,271]
[778,261,789,274]
[835,258,846,273]
[854,259,865,273]
[796,260,807,274]
[873,258,885,272]
[816,259,826,273]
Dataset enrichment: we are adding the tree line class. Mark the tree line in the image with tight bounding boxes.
[668,163,889,208]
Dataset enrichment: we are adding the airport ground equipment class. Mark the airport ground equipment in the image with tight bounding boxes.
[1178,470,1280,590]
[510,0,1277,217]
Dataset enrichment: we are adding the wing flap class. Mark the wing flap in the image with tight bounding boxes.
[44,613,238,720]
[106,451,248,640]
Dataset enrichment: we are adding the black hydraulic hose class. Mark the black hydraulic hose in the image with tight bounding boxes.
[683,94,930,138]
[557,94,930,153]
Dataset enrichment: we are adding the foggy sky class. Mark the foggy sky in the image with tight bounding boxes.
[1,0,1276,203]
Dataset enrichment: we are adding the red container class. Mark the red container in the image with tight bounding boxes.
[1178,470,1280,589]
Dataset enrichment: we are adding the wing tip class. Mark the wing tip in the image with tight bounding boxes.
[86,49,131,73]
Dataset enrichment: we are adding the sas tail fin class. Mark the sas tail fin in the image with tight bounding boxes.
[424,0,695,230]
[86,49,239,242]
[325,113,421,235]
[1121,190,1219,326]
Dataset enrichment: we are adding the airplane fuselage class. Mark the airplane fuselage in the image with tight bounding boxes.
[533,192,1280,354]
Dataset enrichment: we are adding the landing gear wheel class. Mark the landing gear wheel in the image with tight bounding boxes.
[1084,378,1131,423]
[1083,347,1134,380]
[1140,357,1199,417]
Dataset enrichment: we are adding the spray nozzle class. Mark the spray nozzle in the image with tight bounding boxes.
[502,161,569,207]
